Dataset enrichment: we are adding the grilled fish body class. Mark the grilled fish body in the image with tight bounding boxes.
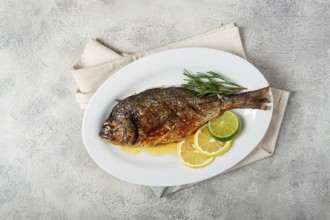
[99,87,270,147]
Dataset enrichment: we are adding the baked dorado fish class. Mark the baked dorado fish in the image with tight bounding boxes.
[99,87,270,147]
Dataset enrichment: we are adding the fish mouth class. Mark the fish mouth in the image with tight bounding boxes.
[99,130,112,142]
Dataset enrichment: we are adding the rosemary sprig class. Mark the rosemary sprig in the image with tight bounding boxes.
[181,69,246,98]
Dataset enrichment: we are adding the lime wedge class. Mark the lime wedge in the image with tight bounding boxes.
[208,111,240,142]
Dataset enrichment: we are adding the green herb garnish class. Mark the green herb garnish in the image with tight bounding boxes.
[181,69,246,98]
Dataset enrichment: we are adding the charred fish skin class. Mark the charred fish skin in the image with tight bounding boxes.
[99,87,220,146]
[99,87,270,147]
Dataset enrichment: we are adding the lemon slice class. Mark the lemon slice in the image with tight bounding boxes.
[208,111,240,142]
[177,135,214,168]
[194,124,233,157]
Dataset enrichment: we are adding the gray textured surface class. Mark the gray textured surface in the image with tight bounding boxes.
[0,0,329,219]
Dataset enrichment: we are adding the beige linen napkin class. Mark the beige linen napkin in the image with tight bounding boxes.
[71,23,289,197]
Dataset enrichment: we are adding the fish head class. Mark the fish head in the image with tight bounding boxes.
[99,115,138,146]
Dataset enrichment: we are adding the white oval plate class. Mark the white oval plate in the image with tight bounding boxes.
[82,48,273,187]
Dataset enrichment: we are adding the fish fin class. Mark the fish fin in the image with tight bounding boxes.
[221,87,270,111]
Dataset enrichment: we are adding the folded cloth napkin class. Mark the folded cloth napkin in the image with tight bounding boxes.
[71,23,289,197]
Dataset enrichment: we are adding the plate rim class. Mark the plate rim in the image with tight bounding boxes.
[82,47,273,186]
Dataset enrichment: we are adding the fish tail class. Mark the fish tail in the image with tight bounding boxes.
[221,87,270,111]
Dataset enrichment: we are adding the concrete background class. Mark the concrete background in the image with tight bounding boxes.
[0,0,329,219]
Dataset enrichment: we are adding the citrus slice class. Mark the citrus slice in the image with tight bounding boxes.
[208,111,240,142]
[177,135,214,168]
[194,124,233,157]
